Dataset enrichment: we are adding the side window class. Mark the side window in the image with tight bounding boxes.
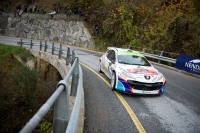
[111,51,116,61]
[106,50,112,58]
[107,50,116,61]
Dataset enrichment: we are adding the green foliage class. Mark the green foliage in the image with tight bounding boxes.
[0,44,34,65]
[99,1,140,47]
[80,0,200,57]
[0,54,39,132]
[94,35,113,51]
[0,45,61,132]
[2,0,200,56]
[34,119,52,133]
[12,65,39,105]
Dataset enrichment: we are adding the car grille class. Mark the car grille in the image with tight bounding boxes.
[127,80,163,91]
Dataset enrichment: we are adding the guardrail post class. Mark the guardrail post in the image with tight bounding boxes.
[142,48,146,52]
[40,41,42,51]
[158,51,163,64]
[71,50,75,65]
[20,39,22,47]
[44,41,47,52]
[30,40,32,49]
[53,84,70,133]
[66,47,70,65]
[59,44,62,59]
[52,42,54,55]
[70,58,79,96]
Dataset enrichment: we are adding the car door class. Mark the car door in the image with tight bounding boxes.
[102,50,111,77]
[104,50,116,79]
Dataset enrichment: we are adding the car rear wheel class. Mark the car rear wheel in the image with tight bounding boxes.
[98,60,103,73]
[111,71,116,90]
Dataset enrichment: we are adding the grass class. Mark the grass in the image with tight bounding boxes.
[0,43,34,64]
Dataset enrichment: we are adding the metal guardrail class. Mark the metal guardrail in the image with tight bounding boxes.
[128,45,178,64]
[18,39,83,133]
[17,41,178,132]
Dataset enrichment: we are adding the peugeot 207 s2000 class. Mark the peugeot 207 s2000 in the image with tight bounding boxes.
[98,47,166,95]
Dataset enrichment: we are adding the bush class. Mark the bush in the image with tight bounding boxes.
[0,45,61,132]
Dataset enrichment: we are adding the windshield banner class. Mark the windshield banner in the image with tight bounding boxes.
[175,54,200,75]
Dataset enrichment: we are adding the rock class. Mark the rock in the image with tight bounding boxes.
[0,13,95,48]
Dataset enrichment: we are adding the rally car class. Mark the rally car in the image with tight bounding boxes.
[98,47,166,95]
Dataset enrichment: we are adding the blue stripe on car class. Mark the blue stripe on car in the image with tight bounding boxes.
[118,76,131,93]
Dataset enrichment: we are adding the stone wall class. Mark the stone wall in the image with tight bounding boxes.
[0,13,95,48]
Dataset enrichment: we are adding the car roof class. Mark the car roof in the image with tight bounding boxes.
[107,47,144,57]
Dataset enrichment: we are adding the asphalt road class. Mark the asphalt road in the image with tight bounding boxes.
[73,45,200,133]
[1,36,200,133]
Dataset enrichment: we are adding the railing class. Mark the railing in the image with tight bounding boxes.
[128,45,178,65]
[18,39,83,133]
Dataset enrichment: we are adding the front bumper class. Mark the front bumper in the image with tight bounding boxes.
[116,76,166,95]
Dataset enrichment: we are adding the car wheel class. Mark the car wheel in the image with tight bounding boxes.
[99,60,103,73]
[111,71,116,90]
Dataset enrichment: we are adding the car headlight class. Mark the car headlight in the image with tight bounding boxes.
[119,67,136,80]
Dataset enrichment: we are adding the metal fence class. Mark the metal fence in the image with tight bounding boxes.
[128,45,178,65]
[18,39,83,133]
[17,40,179,132]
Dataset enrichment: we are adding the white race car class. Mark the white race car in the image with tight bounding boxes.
[99,47,166,95]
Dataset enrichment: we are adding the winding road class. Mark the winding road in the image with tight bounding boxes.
[1,36,200,133]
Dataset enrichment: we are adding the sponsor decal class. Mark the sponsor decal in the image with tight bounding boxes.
[176,54,200,75]
[126,68,158,75]
[185,59,200,73]
[108,61,117,72]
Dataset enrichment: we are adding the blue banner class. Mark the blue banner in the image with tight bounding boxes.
[175,54,200,75]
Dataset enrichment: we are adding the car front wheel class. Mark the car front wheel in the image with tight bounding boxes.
[111,71,116,90]
[98,60,102,73]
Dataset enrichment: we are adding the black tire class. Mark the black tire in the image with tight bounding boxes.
[99,60,103,73]
[111,71,116,90]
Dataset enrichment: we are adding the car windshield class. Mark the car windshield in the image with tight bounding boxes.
[117,55,151,66]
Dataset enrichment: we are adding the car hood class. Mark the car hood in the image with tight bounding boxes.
[116,64,164,83]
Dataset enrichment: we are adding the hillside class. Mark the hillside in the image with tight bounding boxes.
[0,0,66,13]
[0,44,61,132]
[0,0,200,57]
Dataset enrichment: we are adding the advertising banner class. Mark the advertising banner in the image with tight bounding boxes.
[175,54,200,75]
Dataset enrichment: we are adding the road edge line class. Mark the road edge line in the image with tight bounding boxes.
[80,62,146,133]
